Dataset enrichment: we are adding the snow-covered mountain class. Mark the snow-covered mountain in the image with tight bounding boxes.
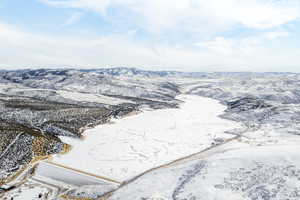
[1,68,300,200]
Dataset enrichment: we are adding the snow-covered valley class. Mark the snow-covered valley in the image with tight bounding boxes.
[2,69,300,199]
[53,95,241,182]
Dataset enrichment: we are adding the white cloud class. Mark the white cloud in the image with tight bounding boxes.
[197,37,235,55]
[0,22,300,72]
[262,31,290,39]
[63,12,83,26]
[0,23,26,41]
[230,1,299,29]
[0,1,298,72]
[41,0,300,35]
[40,0,112,14]
[197,30,292,57]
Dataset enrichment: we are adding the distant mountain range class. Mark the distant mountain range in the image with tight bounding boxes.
[1,67,296,79]
[0,67,209,78]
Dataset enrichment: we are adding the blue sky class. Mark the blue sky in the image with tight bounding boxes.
[0,0,300,72]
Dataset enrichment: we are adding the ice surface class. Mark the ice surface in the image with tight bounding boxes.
[53,95,241,181]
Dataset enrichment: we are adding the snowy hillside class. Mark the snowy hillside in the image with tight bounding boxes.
[1,68,300,200]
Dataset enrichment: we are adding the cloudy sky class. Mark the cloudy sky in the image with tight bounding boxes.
[0,0,300,72]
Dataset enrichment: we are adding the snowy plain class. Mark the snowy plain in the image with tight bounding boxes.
[0,181,51,200]
[109,144,300,200]
[53,95,241,182]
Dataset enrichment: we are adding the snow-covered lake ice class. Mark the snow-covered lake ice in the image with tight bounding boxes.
[53,95,241,182]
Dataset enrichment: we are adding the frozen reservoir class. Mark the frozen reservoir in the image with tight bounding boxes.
[53,95,241,182]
